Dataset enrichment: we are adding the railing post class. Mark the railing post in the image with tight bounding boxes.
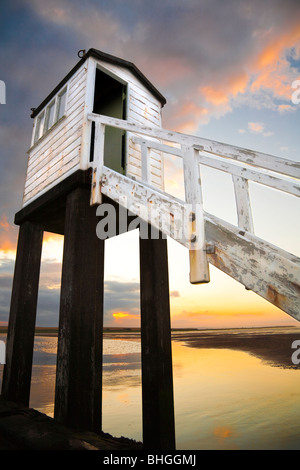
[90,122,105,206]
[232,175,254,233]
[140,140,151,185]
[183,145,210,284]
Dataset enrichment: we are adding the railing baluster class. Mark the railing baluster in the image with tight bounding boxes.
[183,145,210,284]
[90,122,105,206]
[232,175,254,234]
[140,140,151,184]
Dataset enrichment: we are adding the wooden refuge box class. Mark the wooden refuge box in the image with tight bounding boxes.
[25,48,166,207]
[2,49,176,450]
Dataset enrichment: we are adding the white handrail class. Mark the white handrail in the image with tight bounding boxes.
[88,112,300,240]
[88,113,300,178]
[87,114,300,319]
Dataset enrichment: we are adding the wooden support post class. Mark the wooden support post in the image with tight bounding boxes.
[54,187,104,433]
[1,221,43,405]
[232,175,254,233]
[139,227,176,450]
[90,122,105,206]
[183,145,210,284]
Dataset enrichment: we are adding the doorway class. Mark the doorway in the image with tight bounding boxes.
[90,67,127,175]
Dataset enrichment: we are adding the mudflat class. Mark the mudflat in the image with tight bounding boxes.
[171,326,300,369]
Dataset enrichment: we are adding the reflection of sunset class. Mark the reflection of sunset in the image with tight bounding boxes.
[117,393,130,405]
[4,333,300,449]
[213,426,234,440]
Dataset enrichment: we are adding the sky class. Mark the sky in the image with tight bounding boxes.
[0,0,300,329]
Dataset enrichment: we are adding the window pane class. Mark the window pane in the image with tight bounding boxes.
[45,101,55,132]
[57,88,67,120]
[34,113,44,142]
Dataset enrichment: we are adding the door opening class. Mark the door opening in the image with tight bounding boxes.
[90,68,127,175]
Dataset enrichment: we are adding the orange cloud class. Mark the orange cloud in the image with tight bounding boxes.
[278,104,297,113]
[0,214,10,231]
[197,23,300,121]
[248,122,264,133]
[201,86,229,106]
[178,101,208,118]
[201,72,248,105]
[250,22,300,100]
[0,213,18,254]
[113,311,139,322]
[168,100,209,133]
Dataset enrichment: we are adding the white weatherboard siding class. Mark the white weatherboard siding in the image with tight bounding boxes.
[23,62,88,206]
[22,57,165,207]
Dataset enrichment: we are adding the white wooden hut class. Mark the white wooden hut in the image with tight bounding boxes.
[24,48,166,207]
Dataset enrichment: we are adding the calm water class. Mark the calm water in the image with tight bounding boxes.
[1,330,300,450]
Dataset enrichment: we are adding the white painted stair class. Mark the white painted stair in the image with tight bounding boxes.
[88,113,300,322]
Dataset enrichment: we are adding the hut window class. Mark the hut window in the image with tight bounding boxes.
[57,87,67,121]
[45,100,56,132]
[34,112,45,143]
[33,86,68,145]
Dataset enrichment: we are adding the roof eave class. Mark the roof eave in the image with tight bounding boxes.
[30,48,166,119]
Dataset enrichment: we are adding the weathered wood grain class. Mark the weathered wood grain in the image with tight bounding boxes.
[95,161,300,320]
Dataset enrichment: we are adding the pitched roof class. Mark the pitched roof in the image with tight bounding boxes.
[31,48,166,118]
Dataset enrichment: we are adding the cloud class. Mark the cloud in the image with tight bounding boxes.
[249,21,300,101]
[278,104,297,113]
[0,212,18,254]
[1,0,300,330]
[171,290,180,297]
[112,311,140,325]
[15,0,299,136]
[248,122,274,137]
[248,122,265,133]
[0,258,15,324]
[104,280,140,325]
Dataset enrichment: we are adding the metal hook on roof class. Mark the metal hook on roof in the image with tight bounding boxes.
[77,49,86,59]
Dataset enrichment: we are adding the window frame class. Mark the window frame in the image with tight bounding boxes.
[44,99,56,133]
[32,85,68,146]
[34,111,45,144]
[56,87,67,122]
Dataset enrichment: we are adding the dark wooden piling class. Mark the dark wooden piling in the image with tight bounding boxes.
[139,226,176,450]
[1,221,44,405]
[54,186,105,433]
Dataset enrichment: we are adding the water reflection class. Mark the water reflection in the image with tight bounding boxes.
[1,332,300,449]
[171,342,300,450]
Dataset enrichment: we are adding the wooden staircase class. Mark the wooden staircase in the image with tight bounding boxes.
[88,113,300,322]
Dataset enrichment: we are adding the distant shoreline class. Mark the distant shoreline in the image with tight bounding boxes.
[0,324,298,337]
[1,325,300,370]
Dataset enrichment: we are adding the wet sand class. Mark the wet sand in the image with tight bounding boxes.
[171,327,300,369]
[2,325,300,370]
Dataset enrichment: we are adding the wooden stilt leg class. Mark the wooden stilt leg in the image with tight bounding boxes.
[1,221,43,405]
[139,227,176,450]
[54,187,104,433]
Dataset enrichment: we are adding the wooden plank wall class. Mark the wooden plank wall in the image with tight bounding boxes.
[23,63,88,206]
[98,62,164,190]
[23,58,165,207]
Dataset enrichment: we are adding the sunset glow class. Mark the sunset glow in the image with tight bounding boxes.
[0,0,299,329]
